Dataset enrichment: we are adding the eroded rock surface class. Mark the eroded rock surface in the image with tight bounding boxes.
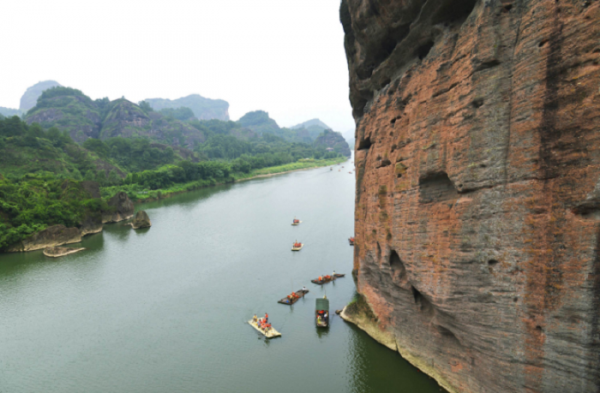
[131,210,151,229]
[342,0,600,392]
[43,246,85,258]
[7,225,81,252]
[102,192,134,223]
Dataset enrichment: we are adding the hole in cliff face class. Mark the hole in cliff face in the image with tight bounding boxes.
[411,286,434,316]
[389,250,407,280]
[415,41,434,60]
[503,4,513,12]
[432,0,478,25]
[472,98,484,108]
[377,242,382,261]
[488,259,499,266]
[355,23,411,80]
[357,136,373,151]
[437,325,460,344]
[419,172,459,204]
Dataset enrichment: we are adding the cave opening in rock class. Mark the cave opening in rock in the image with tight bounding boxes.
[432,0,478,25]
[415,41,434,60]
[437,325,460,344]
[412,286,435,316]
[419,172,459,203]
[389,250,407,280]
[357,136,373,151]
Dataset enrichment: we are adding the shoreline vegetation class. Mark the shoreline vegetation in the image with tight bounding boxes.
[0,156,347,252]
[101,156,347,203]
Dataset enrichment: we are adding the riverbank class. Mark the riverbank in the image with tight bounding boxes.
[101,157,347,203]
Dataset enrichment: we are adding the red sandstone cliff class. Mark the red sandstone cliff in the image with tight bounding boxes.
[340,0,600,392]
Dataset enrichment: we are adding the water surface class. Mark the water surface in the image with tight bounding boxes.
[0,162,441,393]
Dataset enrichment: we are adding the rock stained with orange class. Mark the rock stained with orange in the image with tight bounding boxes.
[341,0,600,391]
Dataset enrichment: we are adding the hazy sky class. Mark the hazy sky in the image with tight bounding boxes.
[0,0,355,132]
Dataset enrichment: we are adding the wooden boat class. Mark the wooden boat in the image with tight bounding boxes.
[248,318,281,339]
[311,273,345,285]
[349,237,355,246]
[316,296,330,328]
[291,218,301,226]
[291,242,304,251]
[277,289,309,305]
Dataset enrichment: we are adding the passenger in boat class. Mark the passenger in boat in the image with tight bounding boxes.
[302,286,307,292]
[318,276,323,282]
[253,314,258,322]
[265,313,269,323]
[333,270,336,276]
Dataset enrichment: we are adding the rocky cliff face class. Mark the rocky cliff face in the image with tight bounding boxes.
[102,191,134,223]
[342,0,600,392]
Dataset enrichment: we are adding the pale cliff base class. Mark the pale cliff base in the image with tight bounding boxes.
[43,247,86,258]
[341,304,457,393]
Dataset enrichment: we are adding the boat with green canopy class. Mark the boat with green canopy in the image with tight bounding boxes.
[316,296,330,328]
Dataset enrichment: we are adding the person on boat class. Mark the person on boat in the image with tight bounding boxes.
[333,270,336,276]
[302,286,307,292]
[325,275,331,280]
[265,313,269,323]
[253,314,258,322]
[318,276,323,282]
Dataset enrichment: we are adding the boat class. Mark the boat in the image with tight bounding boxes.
[278,288,309,305]
[291,218,301,226]
[291,241,304,251]
[316,296,330,328]
[248,317,281,339]
[349,237,355,246]
[311,273,345,285]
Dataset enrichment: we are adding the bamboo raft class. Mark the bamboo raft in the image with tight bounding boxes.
[277,289,309,305]
[291,221,302,226]
[291,243,304,251]
[248,319,281,339]
[311,274,345,285]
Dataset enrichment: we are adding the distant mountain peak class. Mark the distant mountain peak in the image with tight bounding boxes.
[144,94,229,121]
[20,80,62,112]
[290,118,331,130]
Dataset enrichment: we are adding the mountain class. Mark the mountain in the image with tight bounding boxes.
[238,110,281,134]
[0,107,21,118]
[313,129,351,157]
[20,80,62,112]
[144,94,229,121]
[290,118,332,140]
[25,87,102,142]
[24,87,206,149]
[290,118,330,130]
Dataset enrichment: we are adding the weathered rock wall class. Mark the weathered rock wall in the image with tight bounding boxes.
[342,0,600,392]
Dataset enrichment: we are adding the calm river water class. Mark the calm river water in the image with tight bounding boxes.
[0,160,441,393]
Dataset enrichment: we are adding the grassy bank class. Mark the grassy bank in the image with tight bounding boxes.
[232,156,347,181]
[101,156,348,203]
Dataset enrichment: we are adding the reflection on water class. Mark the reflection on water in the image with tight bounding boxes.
[0,162,442,393]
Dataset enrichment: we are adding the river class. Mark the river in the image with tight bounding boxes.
[0,160,441,393]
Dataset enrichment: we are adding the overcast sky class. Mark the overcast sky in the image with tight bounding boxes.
[0,0,354,132]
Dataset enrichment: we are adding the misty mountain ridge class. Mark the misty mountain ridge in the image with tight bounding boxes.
[144,94,229,121]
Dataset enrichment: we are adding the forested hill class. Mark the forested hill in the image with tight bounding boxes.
[23,87,207,149]
[144,95,229,121]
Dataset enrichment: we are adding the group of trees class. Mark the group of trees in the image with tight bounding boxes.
[0,174,104,250]
[83,137,176,172]
[121,160,232,190]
